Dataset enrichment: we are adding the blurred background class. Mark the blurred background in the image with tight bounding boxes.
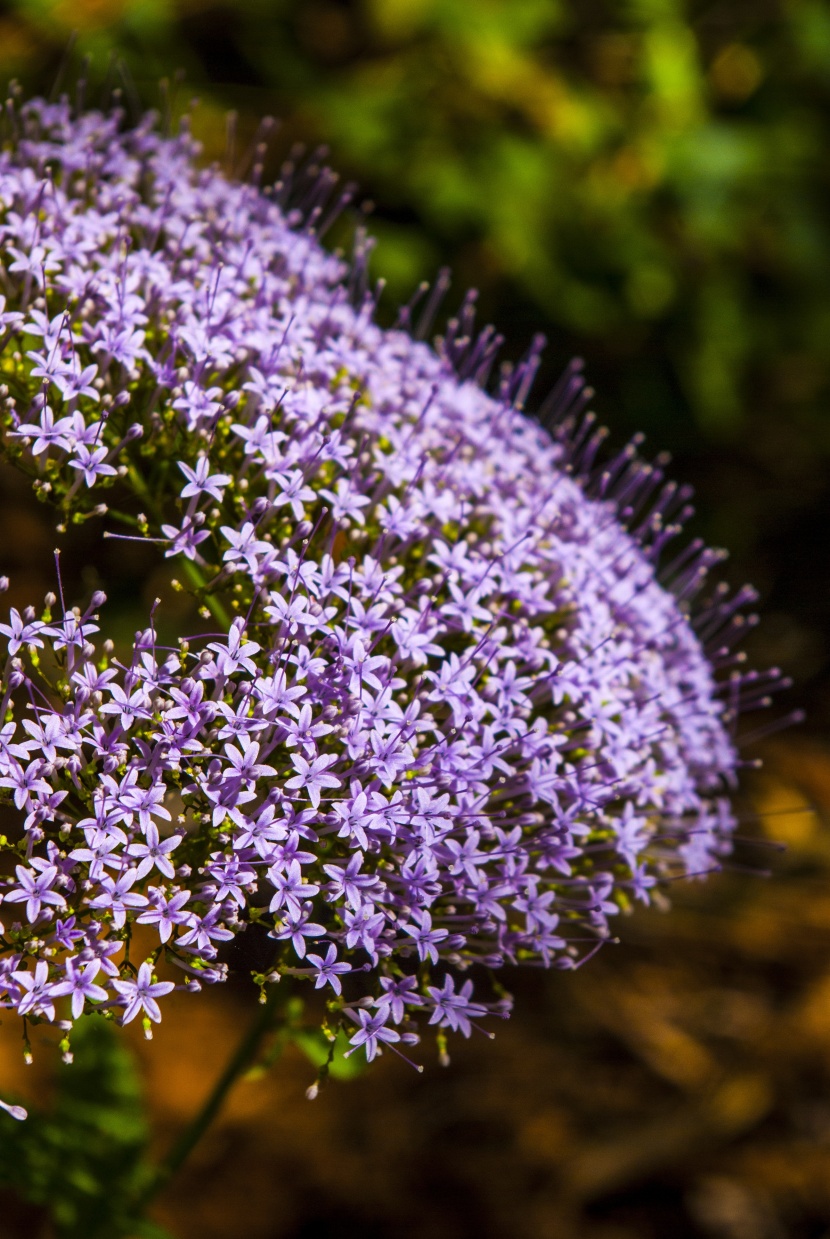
[0,2,829,1236]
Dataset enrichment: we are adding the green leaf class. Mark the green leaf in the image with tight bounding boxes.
[293,1027,368,1081]
[0,1017,153,1239]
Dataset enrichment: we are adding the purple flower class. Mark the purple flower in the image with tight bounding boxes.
[118,781,172,833]
[10,405,72,456]
[270,907,326,959]
[112,962,175,1024]
[271,470,316,520]
[99,684,152,730]
[161,516,210,561]
[4,862,65,923]
[376,974,423,1024]
[268,859,321,918]
[402,911,450,964]
[223,736,276,785]
[13,961,57,1021]
[126,824,180,880]
[0,609,44,655]
[177,906,235,954]
[51,958,108,1019]
[69,444,116,487]
[285,753,341,809]
[306,944,352,995]
[137,889,193,944]
[87,871,147,929]
[346,1009,401,1062]
[426,975,488,1037]
[178,455,231,502]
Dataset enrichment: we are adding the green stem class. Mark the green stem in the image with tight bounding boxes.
[129,985,285,1228]
[125,461,233,629]
[180,556,233,630]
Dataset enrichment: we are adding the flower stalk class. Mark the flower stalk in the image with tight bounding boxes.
[124,984,287,1236]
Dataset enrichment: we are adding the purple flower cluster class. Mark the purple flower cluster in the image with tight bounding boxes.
[0,98,774,1100]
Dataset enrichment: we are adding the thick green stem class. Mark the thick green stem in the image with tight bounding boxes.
[128,985,285,1229]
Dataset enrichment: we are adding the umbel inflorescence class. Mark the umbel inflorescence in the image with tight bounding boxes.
[0,96,781,1111]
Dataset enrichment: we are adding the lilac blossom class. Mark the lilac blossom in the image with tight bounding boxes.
[50,958,108,1019]
[346,1009,402,1062]
[112,962,175,1025]
[13,961,57,1021]
[179,456,231,502]
[0,97,785,1097]
[4,862,66,923]
[305,944,352,995]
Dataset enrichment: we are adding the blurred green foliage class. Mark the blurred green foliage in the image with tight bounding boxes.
[293,1027,369,1082]
[3,2,828,423]
[0,1018,170,1238]
[0,989,364,1236]
[0,0,828,695]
